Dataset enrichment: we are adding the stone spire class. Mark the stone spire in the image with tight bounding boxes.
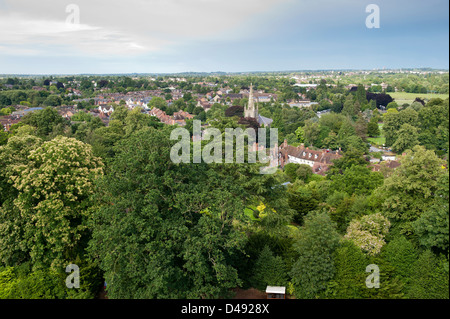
[245,83,258,118]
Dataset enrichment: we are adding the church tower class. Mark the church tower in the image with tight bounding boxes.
[245,84,258,118]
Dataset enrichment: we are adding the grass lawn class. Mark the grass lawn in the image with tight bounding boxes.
[390,92,449,105]
[368,136,386,146]
[368,124,386,146]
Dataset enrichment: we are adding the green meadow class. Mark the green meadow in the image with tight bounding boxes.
[390,92,449,105]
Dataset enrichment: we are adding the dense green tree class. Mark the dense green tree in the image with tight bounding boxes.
[407,250,449,299]
[325,240,368,299]
[329,165,384,196]
[367,117,381,137]
[344,213,391,256]
[412,173,449,253]
[287,182,320,225]
[290,211,340,299]
[1,136,103,269]
[376,145,447,236]
[391,123,419,154]
[21,107,66,137]
[88,127,289,299]
[250,245,288,290]
[382,236,418,285]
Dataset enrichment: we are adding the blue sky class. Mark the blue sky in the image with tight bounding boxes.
[0,0,448,74]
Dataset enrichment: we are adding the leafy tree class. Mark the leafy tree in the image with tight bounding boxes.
[287,182,320,225]
[407,250,449,299]
[0,131,7,146]
[148,97,167,110]
[3,136,103,269]
[296,164,313,182]
[382,236,418,285]
[284,163,301,182]
[250,245,288,290]
[391,123,419,154]
[21,107,66,137]
[225,106,244,118]
[342,95,357,117]
[344,213,391,256]
[376,145,447,236]
[325,240,368,299]
[44,95,63,107]
[355,84,368,106]
[88,127,287,299]
[329,165,384,196]
[412,173,449,253]
[367,117,381,137]
[295,126,305,144]
[290,211,340,299]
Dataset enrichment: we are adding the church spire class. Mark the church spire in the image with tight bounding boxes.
[246,83,258,118]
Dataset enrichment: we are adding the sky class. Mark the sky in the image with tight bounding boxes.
[0,0,448,74]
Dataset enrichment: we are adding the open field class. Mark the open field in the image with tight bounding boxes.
[390,92,449,105]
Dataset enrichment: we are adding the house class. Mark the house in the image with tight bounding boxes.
[11,107,43,117]
[382,151,397,162]
[369,160,401,172]
[0,116,20,131]
[279,140,342,176]
[197,100,212,111]
[223,93,243,102]
[98,105,114,117]
[173,110,194,121]
[150,108,192,126]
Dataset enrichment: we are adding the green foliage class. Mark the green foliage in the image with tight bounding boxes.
[287,181,320,225]
[344,213,391,256]
[377,145,447,236]
[250,245,288,290]
[2,136,103,269]
[329,165,384,196]
[382,237,418,284]
[325,240,368,299]
[407,250,449,299]
[391,123,419,153]
[367,117,381,137]
[21,107,66,137]
[283,163,300,182]
[290,211,340,299]
[0,262,100,299]
[87,126,289,299]
[412,172,449,253]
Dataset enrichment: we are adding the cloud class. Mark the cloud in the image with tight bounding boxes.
[0,12,169,57]
[0,0,290,58]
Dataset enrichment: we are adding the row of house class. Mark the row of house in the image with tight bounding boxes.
[279,140,343,176]
[149,108,193,126]
[279,140,401,176]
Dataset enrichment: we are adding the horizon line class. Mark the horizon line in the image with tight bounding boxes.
[1,67,449,77]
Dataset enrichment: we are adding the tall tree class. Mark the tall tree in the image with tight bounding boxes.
[1,136,103,269]
[88,126,289,299]
[376,145,447,236]
[290,211,340,299]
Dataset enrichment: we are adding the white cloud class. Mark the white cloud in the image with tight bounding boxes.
[0,0,290,57]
